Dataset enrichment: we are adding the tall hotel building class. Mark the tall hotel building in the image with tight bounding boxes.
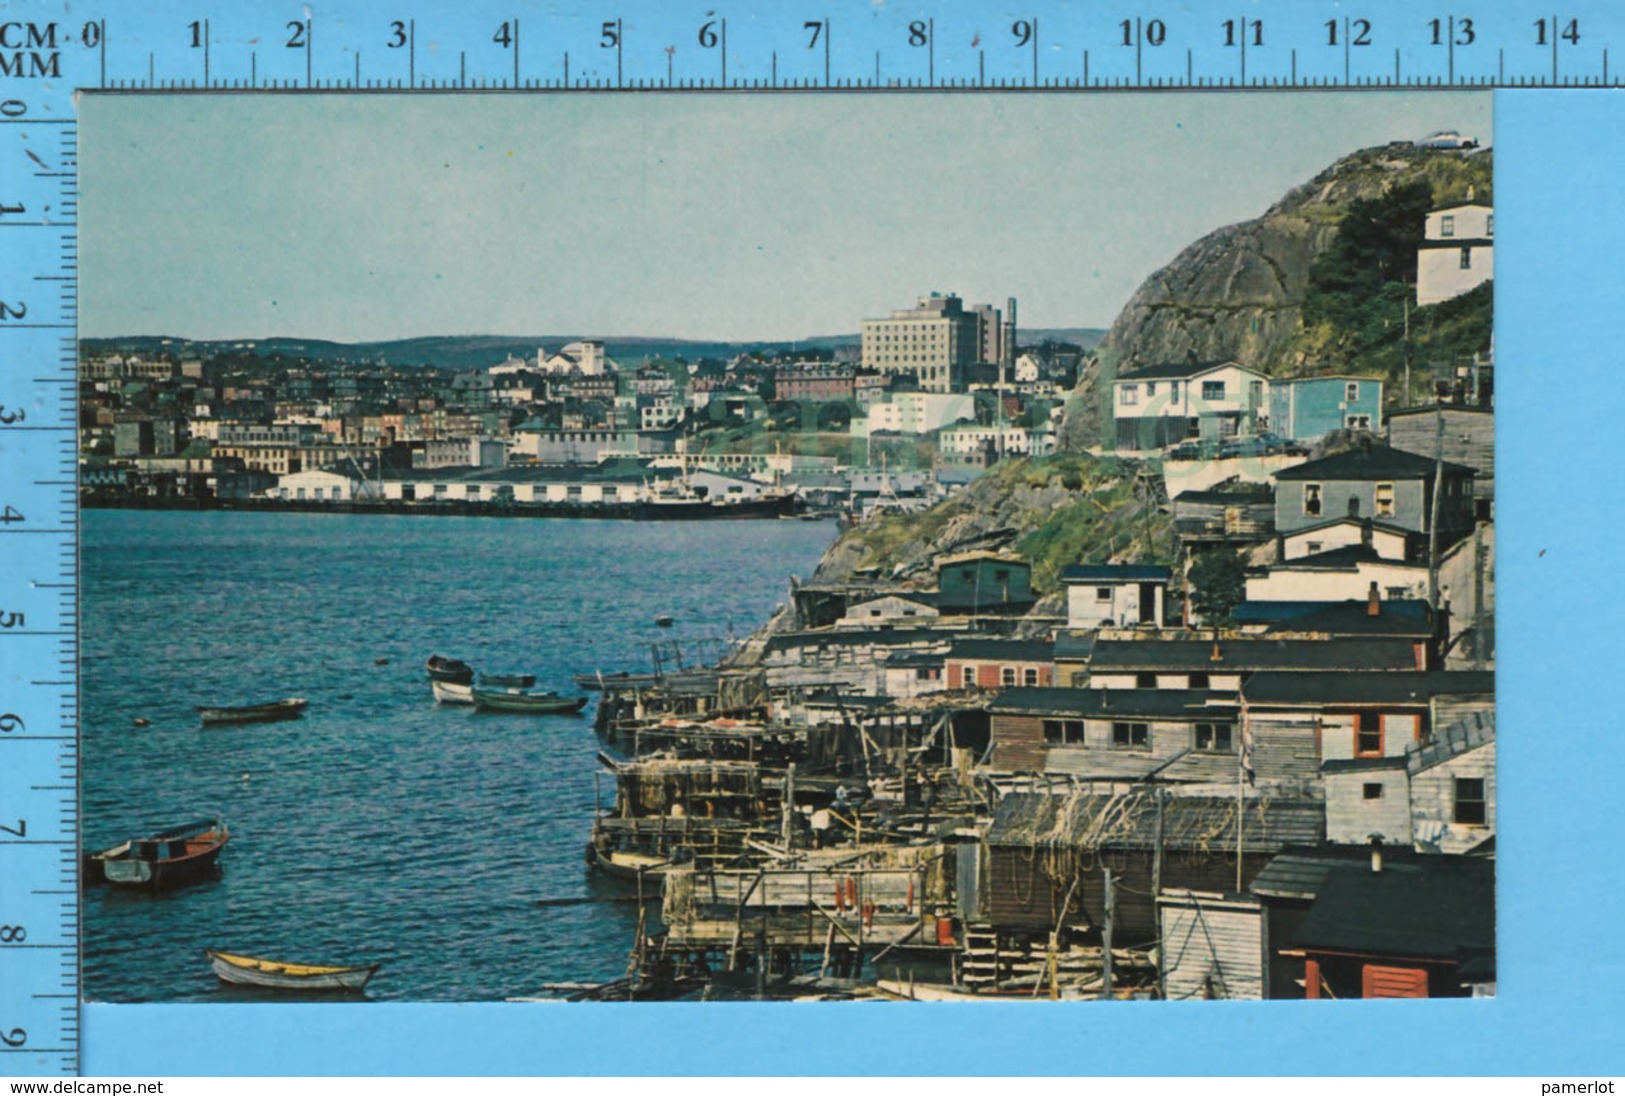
[860,293,1012,394]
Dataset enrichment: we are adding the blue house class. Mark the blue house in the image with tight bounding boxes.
[1269,376,1384,443]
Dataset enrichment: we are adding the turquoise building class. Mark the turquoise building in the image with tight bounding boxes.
[1269,376,1385,442]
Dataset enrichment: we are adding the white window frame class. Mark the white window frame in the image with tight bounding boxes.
[1375,482,1395,518]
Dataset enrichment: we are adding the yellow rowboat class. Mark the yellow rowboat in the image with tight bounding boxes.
[206,949,381,992]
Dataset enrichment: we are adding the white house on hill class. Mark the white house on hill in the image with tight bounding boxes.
[1417,202,1493,306]
[1113,361,1269,451]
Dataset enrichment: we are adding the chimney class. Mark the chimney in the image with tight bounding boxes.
[1369,836,1384,873]
[1210,637,1223,662]
[1367,581,1381,617]
[1003,297,1018,374]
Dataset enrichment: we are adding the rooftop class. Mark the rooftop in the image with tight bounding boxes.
[1044,750,1242,784]
[1292,856,1494,960]
[987,791,1323,854]
[1241,599,1435,638]
[1060,564,1174,584]
[1249,843,1436,900]
[1171,484,1275,506]
[988,686,1233,719]
[1089,637,1421,673]
[1322,756,1411,774]
[948,637,1058,663]
[1266,544,1408,571]
[761,628,953,655]
[1054,631,1099,661]
[1408,709,1495,774]
[1386,402,1494,421]
[1117,360,1258,382]
[1242,670,1495,706]
[935,549,1030,569]
[1285,516,1415,540]
[383,459,662,485]
[1273,443,1474,482]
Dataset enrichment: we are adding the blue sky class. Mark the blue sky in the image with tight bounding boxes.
[81,92,1489,343]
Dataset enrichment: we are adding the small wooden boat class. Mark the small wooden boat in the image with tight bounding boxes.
[425,654,474,684]
[197,698,307,726]
[431,679,474,705]
[589,848,671,880]
[86,818,228,889]
[654,615,675,628]
[206,949,381,992]
[470,684,589,715]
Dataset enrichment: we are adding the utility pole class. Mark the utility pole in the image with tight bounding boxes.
[1100,868,1115,1001]
[1427,405,1445,610]
[782,762,796,848]
[1402,293,1413,410]
[1153,788,1166,1001]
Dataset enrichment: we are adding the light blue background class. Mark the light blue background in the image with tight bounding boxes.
[10,0,1618,1077]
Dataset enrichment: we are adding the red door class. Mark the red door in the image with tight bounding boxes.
[1362,964,1429,998]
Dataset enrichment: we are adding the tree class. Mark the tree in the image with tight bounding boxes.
[1187,547,1248,626]
[1303,179,1435,333]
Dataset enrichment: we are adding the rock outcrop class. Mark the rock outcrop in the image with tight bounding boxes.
[1061,143,1492,449]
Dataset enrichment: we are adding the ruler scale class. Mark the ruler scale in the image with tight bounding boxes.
[0,0,1603,1077]
[0,97,81,1075]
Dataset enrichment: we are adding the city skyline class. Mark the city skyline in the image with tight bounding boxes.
[82,92,1489,344]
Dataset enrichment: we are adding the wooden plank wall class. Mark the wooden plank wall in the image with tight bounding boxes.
[985,848,1274,941]
[1410,740,1496,853]
[1159,894,1265,1000]
[1250,718,1321,782]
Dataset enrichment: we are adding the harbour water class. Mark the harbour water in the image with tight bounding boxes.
[81,510,837,1002]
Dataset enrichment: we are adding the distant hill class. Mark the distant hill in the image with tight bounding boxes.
[82,326,1105,370]
[78,333,865,371]
[1022,328,1108,351]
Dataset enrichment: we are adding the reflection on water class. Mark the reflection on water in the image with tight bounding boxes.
[82,510,834,1002]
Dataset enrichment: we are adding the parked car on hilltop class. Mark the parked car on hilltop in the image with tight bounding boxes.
[1416,130,1479,150]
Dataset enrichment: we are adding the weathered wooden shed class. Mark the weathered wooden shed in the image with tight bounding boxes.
[1322,756,1413,846]
[979,791,1324,945]
[986,686,1240,781]
[1248,844,1494,999]
[1157,889,1265,1000]
[1386,404,1495,513]
[1292,854,1494,999]
[1408,710,1495,854]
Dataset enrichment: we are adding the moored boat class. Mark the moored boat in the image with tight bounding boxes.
[431,679,474,705]
[478,672,537,688]
[586,846,672,880]
[425,654,475,684]
[206,949,381,992]
[470,684,589,715]
[197,698,307,726]
[86,817,229,889]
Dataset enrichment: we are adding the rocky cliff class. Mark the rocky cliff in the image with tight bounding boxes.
[815,454,1168,589]
[1061,143,1492,449]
